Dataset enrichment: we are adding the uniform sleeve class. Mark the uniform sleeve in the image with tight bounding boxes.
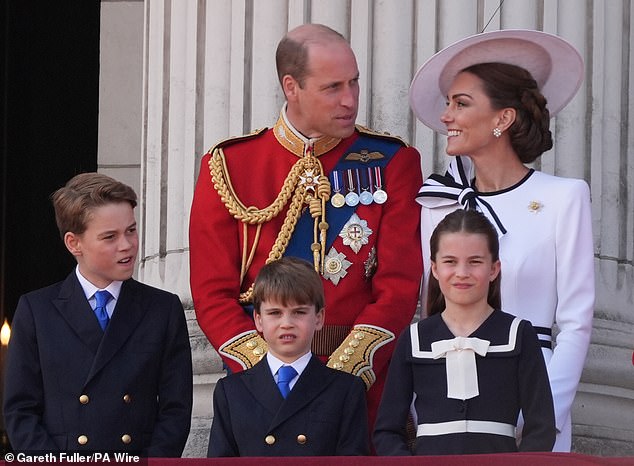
[3,296,58,451]
[207,378,239,457]
[342,146,422,382]
[146,294,193,457]
[549,180,594,430]
[189,153,262,373]
[517,321,556,451]
[373,328,414,456]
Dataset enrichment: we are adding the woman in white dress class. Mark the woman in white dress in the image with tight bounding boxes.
[410,30,594,452]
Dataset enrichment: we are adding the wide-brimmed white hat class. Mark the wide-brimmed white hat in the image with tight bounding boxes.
[409,29,584,134]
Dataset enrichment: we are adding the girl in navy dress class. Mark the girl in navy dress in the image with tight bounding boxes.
[374,209,555,455]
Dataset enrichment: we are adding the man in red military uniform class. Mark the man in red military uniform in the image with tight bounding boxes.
[189,23,422,429]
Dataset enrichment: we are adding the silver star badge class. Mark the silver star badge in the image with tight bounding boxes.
[323,248,352,285]
[339,213,373,253]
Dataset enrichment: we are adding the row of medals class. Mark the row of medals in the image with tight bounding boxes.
[330,167,387,208]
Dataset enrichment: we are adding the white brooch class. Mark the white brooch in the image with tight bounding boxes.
[323,248,352,285]
[527,200,543,213]
[299,169,318,192]
[339,213,373,253]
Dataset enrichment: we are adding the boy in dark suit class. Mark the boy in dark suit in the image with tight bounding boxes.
[208,257,369,457]
[3,173,192,456]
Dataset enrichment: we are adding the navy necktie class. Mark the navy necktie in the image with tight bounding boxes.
[94,290,112,331]
[277,365,297,399]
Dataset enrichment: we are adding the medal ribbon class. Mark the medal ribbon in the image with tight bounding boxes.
[285,135,402,263]
[374,166,383,191]
[332,170,341,193]
[347,169,355,193]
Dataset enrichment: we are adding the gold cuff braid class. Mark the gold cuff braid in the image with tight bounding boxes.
[219,332,268,369]
[327,325,395,390]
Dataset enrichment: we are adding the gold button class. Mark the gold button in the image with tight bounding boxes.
[121,434,132,444]
[123,394,131,403]
[246,340,257,349]
[264,435,275,445]
[79,395,89,404]
[339,354,350,362]
[297,434,307,444]
[77,435,88,445]
[344,347,355,355]
[253,346,264,356]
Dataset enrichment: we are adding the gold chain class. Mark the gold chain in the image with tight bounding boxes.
[209,147,330,303]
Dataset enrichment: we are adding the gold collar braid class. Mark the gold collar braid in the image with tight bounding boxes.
[273,111,341,157]
[209,133,333,303]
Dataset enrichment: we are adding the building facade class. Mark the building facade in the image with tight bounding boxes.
[98,0,634,457]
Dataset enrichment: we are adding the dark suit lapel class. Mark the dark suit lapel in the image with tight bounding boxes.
[268,355,334,431]
[85,279,149,383]
[242,359,284,416]
[53,272,104,355]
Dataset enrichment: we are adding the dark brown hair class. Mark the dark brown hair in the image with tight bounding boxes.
[462,62,553,163]
[51,172,137,239]
[427,209,501,316]
[253,257,325,313]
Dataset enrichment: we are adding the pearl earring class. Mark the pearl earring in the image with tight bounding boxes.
[493,127,502,138]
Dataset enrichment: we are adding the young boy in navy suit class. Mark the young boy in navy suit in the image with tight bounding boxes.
[3,173,192,456]
[208,257,369,457]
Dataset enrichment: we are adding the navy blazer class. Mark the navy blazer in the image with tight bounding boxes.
[208,355,369,456]
[3,272,193,456]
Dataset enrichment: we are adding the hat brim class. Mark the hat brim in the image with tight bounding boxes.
[409,29,584,134]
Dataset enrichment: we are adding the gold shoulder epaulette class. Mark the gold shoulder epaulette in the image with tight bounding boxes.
[208,127,268,153]
[355,125,409,147]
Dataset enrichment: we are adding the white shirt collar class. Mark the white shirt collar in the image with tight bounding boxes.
[75,265,123,304]
[266,350,312,381]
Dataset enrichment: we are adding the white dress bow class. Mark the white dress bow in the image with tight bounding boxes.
[431,336,490,400]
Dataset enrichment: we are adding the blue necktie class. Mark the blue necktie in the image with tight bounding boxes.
[94,290,112,331]
[277,365,297,399]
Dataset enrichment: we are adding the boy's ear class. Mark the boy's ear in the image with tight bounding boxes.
[64,232,82,257]
[254,311,263,333]
[315,307,325,331]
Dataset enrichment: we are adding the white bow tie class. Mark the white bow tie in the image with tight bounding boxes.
[431,336,490,400]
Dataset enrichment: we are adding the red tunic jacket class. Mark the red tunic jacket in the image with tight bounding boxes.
[189,116,422,424]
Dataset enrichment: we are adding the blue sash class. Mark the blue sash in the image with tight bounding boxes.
[284,134,401,262]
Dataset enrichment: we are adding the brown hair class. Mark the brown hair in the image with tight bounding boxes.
[275,24,346,88]
[427,209,501,316]
[462,62,553,163]
[51,172,137,239]
[253,257,325,313]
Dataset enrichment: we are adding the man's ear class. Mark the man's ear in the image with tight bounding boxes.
[64,232,82,257]
[282,74,300,101]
